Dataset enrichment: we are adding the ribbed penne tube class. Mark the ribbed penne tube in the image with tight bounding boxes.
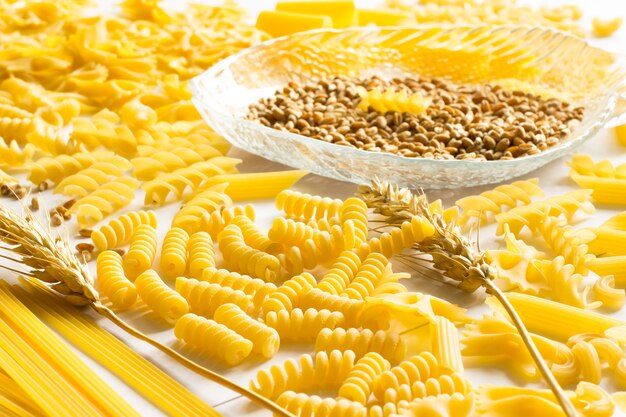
[571,174,626,205]
[588,228,626,256]
[588,256,626,286]
[431,316,463,374]
[487,293,626,343]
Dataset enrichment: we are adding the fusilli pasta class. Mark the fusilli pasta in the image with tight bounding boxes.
[135,269,189,324]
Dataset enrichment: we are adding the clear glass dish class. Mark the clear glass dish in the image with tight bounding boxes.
[190,26,626,189]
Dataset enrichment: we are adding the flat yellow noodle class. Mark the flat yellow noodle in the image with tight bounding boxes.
[0,282,139,417]
[14,282,220,417]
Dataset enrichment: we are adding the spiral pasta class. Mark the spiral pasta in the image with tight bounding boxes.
[91,210,157,251]
[0,141,35,167]
[276,391,367,417]
[171,183,232,233]
[54,162,131,197]
[218,224,281,282]
[174,313,252,366]
[593,275,626,310]
[382,372,471,404]
[316,327,406,363]
[69,176,141,227]
[131,150,236,181]
[357,87,430,114]
[338,352,390,404]
[96,250,137,310]
[538,215,595,274]
[571,341,602,384]
[316,251,362,295]
[342,252,407,301]
[27,150,130,185]
[526,256,595,308]
[340,197,369,249]
[175,277,251,318]
[373,352,445,400]
[201,267,276,308]
[135,269,189,324]
[264,308,345,342]
[250,350,356,400]
[262,272,317,314]
[300,288,365,326]
[355,215,436,259]
[276,190,343,222]
[159,227,189,280]
[230,215,276,252]
[187,231,215,278]
[123,224,158,280]
[214,303,280,358]
[202,204,256,240]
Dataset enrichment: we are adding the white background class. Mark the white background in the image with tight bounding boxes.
[11,1,626,416]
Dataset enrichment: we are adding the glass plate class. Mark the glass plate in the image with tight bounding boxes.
[190,26,626,189]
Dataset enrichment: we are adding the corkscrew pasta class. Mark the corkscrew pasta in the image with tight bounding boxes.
[373,352,445,400]
[135,269,189,324]
[301,288,365,326]
[262,272,317,314]
[96,250,137,310]
[171,183,232,233]
[201,267,276,308]
[159,227,189,280]
[202,204,256,240]
[175,277,251,318]
[54,162,130,197]
[187,231,216,278]
[264,308,345,342]
[123,224,158,280]
[538,215,595,274]
[275,190,343,221]
[91,210,157,251]
[357,87,430,114]
[382,372,471,404]
[316,251,362,295]
[338,352,390,404]
[315,327,406,363]
[355,215,435,259]
[340,197,369,249]
[276,391,368,417]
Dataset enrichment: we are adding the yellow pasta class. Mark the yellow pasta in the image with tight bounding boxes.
[187,231,216,278]
[264,308,345,342]
[617,124,626,146]
[588,228,626,256]
[382,373,471,405]
[201,267,276,308]
[135,269,189,324]
[275,190,343,222]
[214,303,280,358]
[123,224,158,280]
[593,275,626,311]
[538,215,595,274]
[301,288,365,326]
[176,277,251,318]
[431,316,463,374]
[316,250,362,295]
[175,313,253,366]
[276,391,367,417]
[373,352,446,400]
[315,327,406,363]
[97,250,137,310]
[592,17,623,37]
[27,151,129,185]
[202,204,256,240]
[53,162,130,197]
[0,141,35,168]
[172,183,232,234]
[262,272,317,314]
[357,87,430,114]
[230,215,276,252]
[588,256,626,286]
[0,370,45,417]
[91,210,157,251]
[338,352,390,404]
[340,197,369,249]
[160,227,190,280]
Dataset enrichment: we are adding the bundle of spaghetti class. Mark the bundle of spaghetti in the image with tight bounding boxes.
[53,162,131,197]
[588,228,626,256]
[214,303,280,358]
[300,288,365,326]
[316,251,362,295]
[494,189,595,236]
[142,158,239,206]
[135,269,189,324]
[201,267,276,308]
[486,292,626,344]
[340,197,369,249]
[0,282,139,416]
[431,316,463,374]
[250,350,357,400]
[69,176,141,227]
[355,214,436,259]
[275,189,344,222]
[588,257,626,287]
[176,277,252,318]
[357,87,430,115]
[186,231,216,278]
[218,224,281,282]
[264,308,345,342]
[338,352,390,404]
[187,170,307,201]
[262,272,317,314]
[452,178,544,227]
[27,150,130,185]
[0,141,35,168]
[97,250,137,310]
[0,371,45,417]
[537,215,595,274]
[230,215,276,252]
[174,313,253,366]
[315,327,406,364]
[123,224,158,280]
[276,391,368,417]
[372,352,447,400]
[91,210,157,251]
[202,204,255,240]
[15,282,219,417]
[381,372,471,405]
[171,183,232,233]
[593,275,626,311]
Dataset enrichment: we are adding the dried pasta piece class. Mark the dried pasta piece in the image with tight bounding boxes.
[300,288,365,326]
[202,204,255,240]
[53,162,129,197]
[588,256,626,287]
[570,175,626,206]
[340,197,369,249]
[431,316,463,374]
[97,250,137,310]
[174,313,252,366]
[338,352,390,404]
[571,341,602,384]
[357,87,430,115]
[27,151,129,185]
[262,272,317,314]
[593,275,626,311]
[393,392,473,417]
[264,308,344,342]
[230,215,276,252]
[160,227,190,280]
[592,17,622,37]
[316,327,406,363]
[355,215,435,259]
[341,252,409,301]
[214,303,279,358]
[91,210,157,251]
[187,231,215,278]
[373,352,445,400]
[135,269,188,324]
[588,228,626,256]
[123,224,158,280]
[176,277,251,318]
[171,183,232,234]
[275,190,343,222]
[0,141,35,168]
[316,251,362,295]
[276,391,367,417]
[538,215,595,274]
[382,373,471,405]
[201,267,276,308]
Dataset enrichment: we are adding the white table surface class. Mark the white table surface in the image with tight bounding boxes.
[7,1,626,416]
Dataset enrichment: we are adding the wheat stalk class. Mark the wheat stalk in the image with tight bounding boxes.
[0,204,294,417]
[358,179,577,417]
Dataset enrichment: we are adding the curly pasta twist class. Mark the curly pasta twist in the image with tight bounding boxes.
[276,391,367,417]
[175,277,251,318]
[268,217,317,247]
[218,224,281,282]
[453,178,544,227]
[135,269,189,324]
[338,352,390,404]
[0,116,38,145]
[122,224,158,280]
[264,308,345,342]
[92,210,157,251]
[571,341,602,384]
[171,183,232,233]
[54,162,130,197]
[131,150,235,181]
[300,288,365,326]
[0,103,32,119]
[201,267,276,308]
[97,250,137,310]
[382,373,471,405]
[187,231,215,278]
[593,275,626,310]
[355,215,436,259]
[526,256,595,308]
[340,197,369,249]
[316,251,362,295]
[538,215,595,274]
[0,141,35,167]
[174,313,252,366]
[159,227,189,280]
[230,215,276,252]
[342,252,406,301]
[276,190,343,222]
[214,303,280,358]
[250,350,356,400]
[277,224,345,274]
[69,176,141,227]
[262,272,317,314]
[27,150,129,185]
[373,352,445,400]
[315,327,406,363]
[202,204,255,240]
